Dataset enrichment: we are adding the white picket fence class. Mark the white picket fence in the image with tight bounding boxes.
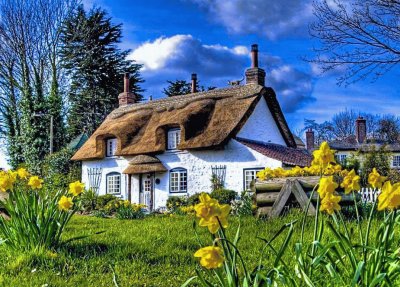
[359,188,380,203]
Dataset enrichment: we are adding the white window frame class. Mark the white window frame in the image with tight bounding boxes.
[336,154,347,164]
[106,138,117,157]
[106,172,121,195]
[167,129,181,150]
[393,155,400,168]
[243,168,263,191]
[169,168,187,193]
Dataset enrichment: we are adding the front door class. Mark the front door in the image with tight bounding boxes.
[140,173,154,211]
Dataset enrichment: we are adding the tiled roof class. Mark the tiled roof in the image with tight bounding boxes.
[236,137,312,167]
[330,136,400,152]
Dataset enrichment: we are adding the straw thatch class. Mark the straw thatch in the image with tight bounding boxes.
[122,155,167,174]
[72,84,296,161]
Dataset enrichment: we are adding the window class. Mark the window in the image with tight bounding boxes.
[336,154,347,164]
[106,172,121,194]
[170,168,187,193]
[243,168,263,191]
[167,129,181,150]
[106,138,117,157]
[393,156,400,168]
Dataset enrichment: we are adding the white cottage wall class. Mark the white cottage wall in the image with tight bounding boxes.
[152,139,282,208]
[236,96,286,145]
[81,139,282,209]
[81,157,130,198]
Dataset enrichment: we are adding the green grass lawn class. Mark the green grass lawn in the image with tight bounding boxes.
[0,212,385,287]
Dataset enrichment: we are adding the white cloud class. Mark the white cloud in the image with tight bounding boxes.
[128,35,193,71]
[189,0,313,39]
[128,34,314,114]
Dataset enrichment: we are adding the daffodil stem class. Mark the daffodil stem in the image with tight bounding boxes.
[301,183,318,244]
[352,190,364,247]
[311,192,320,260]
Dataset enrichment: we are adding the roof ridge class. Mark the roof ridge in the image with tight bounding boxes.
[110,84,264,118]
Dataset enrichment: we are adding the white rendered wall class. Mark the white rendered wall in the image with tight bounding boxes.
[236,97,286,145]
[81,156,131,199]
[150,139,282,209]
[80,139,282,209]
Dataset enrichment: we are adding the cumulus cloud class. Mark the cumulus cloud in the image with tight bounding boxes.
[189,0,313,39]
[128,34,314,113]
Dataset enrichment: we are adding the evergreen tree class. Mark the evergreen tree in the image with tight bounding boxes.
[61,6,144,139]
[162,79,214,97]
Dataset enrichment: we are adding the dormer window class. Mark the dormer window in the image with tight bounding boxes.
[106,138,117,157]
[167,129,181,150]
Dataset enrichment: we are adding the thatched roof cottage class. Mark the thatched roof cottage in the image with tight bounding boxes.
[72,44,311,210]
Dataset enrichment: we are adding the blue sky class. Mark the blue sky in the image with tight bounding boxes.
[1,0,399,169]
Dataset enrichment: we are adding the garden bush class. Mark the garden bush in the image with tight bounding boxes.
[210,188,237,204]
[187,192,202,206]
[115,203,146,219]
[166,196,188,212]
[95,194,117,210]
[230,191,254,216]
[80,188,98,212]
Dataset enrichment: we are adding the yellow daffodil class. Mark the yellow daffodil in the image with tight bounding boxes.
[58,196,73,211]
[340,169,361,194]
[317,176,338,199]
[368,168,386,189]
[194,246,224,269]
[378,181,400,211]
[320,193,341,215]
[17,168,30,179]
[312,142,336,169]
[0,173,13,192]
[28,176,43,189]
[69,181,85,196]
[194,193,230,233]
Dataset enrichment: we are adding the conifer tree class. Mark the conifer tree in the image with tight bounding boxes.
[61,6,144,139]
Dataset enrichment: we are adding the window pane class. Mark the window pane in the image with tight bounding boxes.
[244,169,262,191]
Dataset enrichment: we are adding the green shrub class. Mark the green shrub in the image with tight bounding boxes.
[210,188,237,204]
[115,203,146,220]
[96,194,117,210]
[231,192,254,216]
[187,193,202,206]
[166,196,188,212]
[41,148,81,188]
[80,189,98,212]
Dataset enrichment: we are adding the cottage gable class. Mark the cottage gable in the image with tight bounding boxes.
[236,96,286,145]
[72,84,296,161]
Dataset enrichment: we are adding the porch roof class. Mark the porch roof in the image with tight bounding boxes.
[122,155,167,174]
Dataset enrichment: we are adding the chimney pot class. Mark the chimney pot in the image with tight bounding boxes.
[118,72,136,106]
[356,116,367,144]
[306,128,315,151]
[245,44,265,86]
[251,44,258,68]
[191,73,197,93]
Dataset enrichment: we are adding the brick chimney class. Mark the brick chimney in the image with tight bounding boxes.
[118,73,136,106]
[191,73,197,93]
[356,116,367,143]
[245,44,266,86]
[306,128,315,151]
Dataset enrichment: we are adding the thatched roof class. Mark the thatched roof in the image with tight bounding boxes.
[237,138,312,167]
[72,84,296,161]
[123,155,167,174]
